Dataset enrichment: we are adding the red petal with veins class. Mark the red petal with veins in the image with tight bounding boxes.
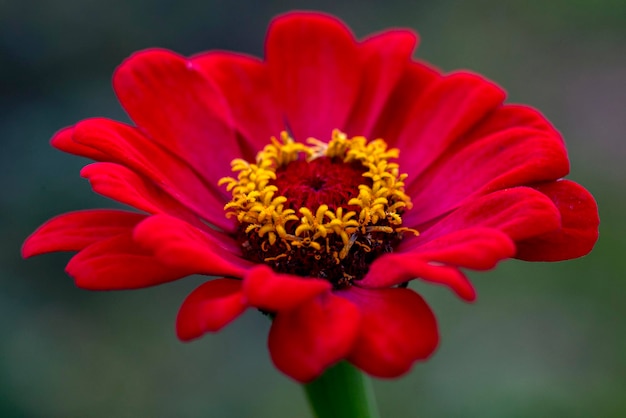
[371,61,440,141]
[268,293,360,383]
[113,49,240,193]
[72,118,232,230]
[345,29,417,136]
[410,186,562,245]
[191,52,282,159]
[516,180,599,261]
[405,128,569,226]
[266,12,361,141]
[243,265,331,312]
[394,72,506,180]
[22,210,145,258]
[362,187,561,299]
[340,287,438,378]
[465,104,561,141]
[177,279,247,341]
[66,232,190,290]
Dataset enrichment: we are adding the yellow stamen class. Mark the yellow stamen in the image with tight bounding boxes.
[219,129,418,285]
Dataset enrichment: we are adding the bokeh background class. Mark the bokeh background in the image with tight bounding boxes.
[2,0,624,417]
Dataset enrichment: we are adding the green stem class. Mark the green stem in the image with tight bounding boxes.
[303,362,380,418]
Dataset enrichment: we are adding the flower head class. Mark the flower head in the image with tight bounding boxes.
[23,12,599,382]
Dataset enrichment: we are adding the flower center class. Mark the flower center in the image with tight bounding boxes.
[219,130,418,288]
[273,157,366,212]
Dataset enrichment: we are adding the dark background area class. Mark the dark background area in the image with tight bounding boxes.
[2,0,625,417]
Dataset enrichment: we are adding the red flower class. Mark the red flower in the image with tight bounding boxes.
[22,12,598,382]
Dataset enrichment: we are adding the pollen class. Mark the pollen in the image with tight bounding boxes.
[219,129,418,288]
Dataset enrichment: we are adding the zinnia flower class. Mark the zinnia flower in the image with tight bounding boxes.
[22,12,599,383]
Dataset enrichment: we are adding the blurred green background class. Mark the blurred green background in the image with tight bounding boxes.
[2,0,624,417]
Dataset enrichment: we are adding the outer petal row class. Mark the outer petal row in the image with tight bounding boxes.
[340,287,438,378]
[22,210,192,290]
[24,212,249,290]
[268,292,361,382]
[24,204,438,382]
[178,274,439,383]
[176,265,332,341]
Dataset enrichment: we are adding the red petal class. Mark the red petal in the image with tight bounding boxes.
[516,180,599,261]
[367,256,477,301]
[80,162,202,225]
[372,61,440,143]
[340,287,438,378]
[345,29,417,136]
[133,214,250,278]
[191,52,282,158]
[395,72,506,180]
[72,118,232,230]
[266,12,361,140]
[362,228,513,301]
[362,187,561,299]
[410,186,562,244]
[466,104,561,141]
[242,265,331,312]
[405,127,569,225]
[268,293,360,383]
[401,228,516,270]
[176,279,247,341]
[66,232,190,290]
[113,49,240,192]
[22,210,145,258]
[50,126,109,160]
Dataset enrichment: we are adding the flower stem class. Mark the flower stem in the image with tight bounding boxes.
[303,361,380,418]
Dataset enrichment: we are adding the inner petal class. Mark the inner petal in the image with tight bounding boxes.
[273,157,367,212]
